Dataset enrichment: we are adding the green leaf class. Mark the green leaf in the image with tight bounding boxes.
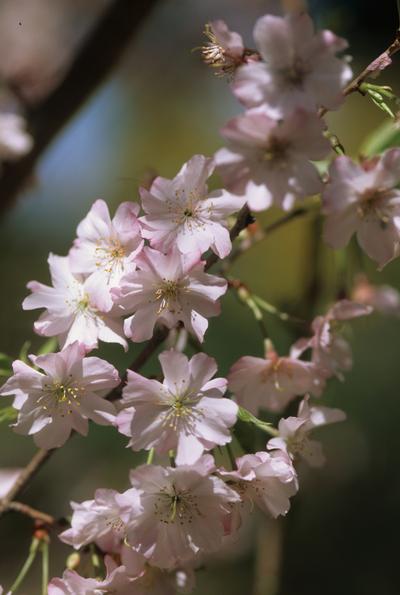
[0,353,12,365]
[0,368,12,377]
[0,406,18,423]
[237,406,278,436]
[18,341,31,364]
[360,119,400,157]
[37,338,58,355]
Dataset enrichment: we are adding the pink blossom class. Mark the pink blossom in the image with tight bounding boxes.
[0,113,33,162]
[292,300,372,380]
[126,456,240,568]
[113,247,227,343]
[268,396,346,467]
[220,449,298,529]
[23,254,127,350]
[351,275,400,316]
[228,344,325,415]
[69,199,143,311]
[215,108,329,211]
[322,151,400,268]
[232,12,352,117]
[48,561,135,595]
[0,342,119,449]
[140,155,245,258]
[117,349,238,465]
[48,561,193,595]
[60,486,141,551]
[201,20,246,76]
[0,468,22,498]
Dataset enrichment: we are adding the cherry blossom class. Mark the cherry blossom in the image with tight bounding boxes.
[23,254,127,350]
[140,155,245,258]
[126,456,240,568]
[268,396,346,467]
[220,449,298,530]
[48,560,193,595]
[215,107,329,211]
[0,342,119,449]
[200,20,246,77]
[232,12,352,117]
[0,468,22,498]
[113,247,227,343]
[351,275,400,316]
[0,112,33,163]
[69,199,143,311]
[60,486,140,551]
[48,561,135,595]
[228,342,325,415]
[322,150,400,268]
[116,349,238,465]
[292,300,372,380]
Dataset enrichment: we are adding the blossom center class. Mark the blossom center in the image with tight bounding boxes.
[358,189,391,226]
[37,378,84,416]
[281,59,309,87]
[162,391,202,431]
[262,138,289,163]
[154,280,181,313]
[95,238,126,275]
[154,485,202,525]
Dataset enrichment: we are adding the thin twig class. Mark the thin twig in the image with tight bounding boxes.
[320,29,400,117]
[7,501,56,526]
[0,449,52,515]
[227,207,309,267]
[0,0,160,216]
[205,205,254,270]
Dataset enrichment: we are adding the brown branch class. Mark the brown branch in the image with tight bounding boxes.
[7,501,56,526]
[0,0,159,215]
[0,449,52,515]
[320,30,400,117]
[226,206,309,267]
[108,325,170,402]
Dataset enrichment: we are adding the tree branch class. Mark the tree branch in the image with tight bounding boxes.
[320,29,400,117]
[7,501,56,527]
[0,0,159,215]
[205,205,254,270]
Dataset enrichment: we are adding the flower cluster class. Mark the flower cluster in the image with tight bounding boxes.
[212,12,351,212]
[2,6,399,594]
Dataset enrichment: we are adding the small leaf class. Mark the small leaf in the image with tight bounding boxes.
[18,341,31,364]
[0,406,18,424]
[0,353,12,365]
[0,368,12,377]
[37,338,58,356]
[237,406,278,436]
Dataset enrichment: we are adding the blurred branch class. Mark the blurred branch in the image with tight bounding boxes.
[319,29,400,117]
[7,501,56,526]
[0,0,160,216]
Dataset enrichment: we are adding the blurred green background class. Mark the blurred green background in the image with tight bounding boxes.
[1,0,400,593]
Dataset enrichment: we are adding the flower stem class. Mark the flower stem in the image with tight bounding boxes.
[41,541,49,595]
[225,443,237,470]
[168,450,176,467]
[146,448,155,465]
[9,537,40,593]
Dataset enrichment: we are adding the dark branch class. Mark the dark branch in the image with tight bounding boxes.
[0,0,159,215]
